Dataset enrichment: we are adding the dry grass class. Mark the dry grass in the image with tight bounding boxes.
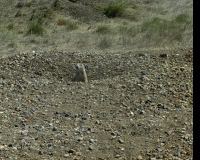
[95,24,110,34]
[57,19,67,26]
[0,0,193,57]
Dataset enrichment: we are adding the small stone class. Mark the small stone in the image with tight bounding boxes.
[64,153,70,157]
[77,137,83,141]
[115,154,121,158]
[139,110,145,114]
[88,145,94,150]
[68,149,75,154]
[52,127,57,131]
[76,152,82,156]
[0,145,5,150]
[174,151,181,157]
[38,151,43,155]
[150,158,157,160]
[137,155,143,160]
[89,139,95,143]
[8,144,13,147]
[163,104,168,109]
[118,139,124,144]
[47,143,53,147]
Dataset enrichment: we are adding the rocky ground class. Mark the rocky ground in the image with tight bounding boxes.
[0,48,193,160]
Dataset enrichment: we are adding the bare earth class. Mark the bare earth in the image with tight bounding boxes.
[0,48,193,159]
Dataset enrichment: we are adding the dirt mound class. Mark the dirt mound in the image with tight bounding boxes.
[0,48,193,159]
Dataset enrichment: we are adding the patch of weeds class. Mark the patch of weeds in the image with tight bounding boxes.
[143,0,153,4]
[103,2,126,18]
[141,15,192,42]
[0,29,15,44]
[7,23,14,30]
[128,2,137,9]
[174,13,191,24]
[57,19,67,26]
[16,2,24,8]
[118,26,136,35]
[66,20,78,31]
[27,20,45,35]
[25,1,34,7]
[96,25,110,34]
[129,14,137,21]
[76,33,89,48]
[98,36,112,49]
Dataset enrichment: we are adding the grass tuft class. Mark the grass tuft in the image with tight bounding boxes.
[7,23,14,30]
[27,20,45,35]
[96,25,110,34]
[103,2,126,18]
[66,20,78,31]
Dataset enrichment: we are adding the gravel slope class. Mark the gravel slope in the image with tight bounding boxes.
[0,48,193,160]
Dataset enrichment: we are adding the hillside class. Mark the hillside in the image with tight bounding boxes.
[0,0,193,57]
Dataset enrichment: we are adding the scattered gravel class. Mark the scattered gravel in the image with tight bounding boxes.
[0,48,193,159]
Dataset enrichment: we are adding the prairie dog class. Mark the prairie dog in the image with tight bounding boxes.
[73,63,88,83]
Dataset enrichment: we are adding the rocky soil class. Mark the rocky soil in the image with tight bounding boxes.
[0,48,193,160]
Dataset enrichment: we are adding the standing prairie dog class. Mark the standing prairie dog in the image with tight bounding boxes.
[73,63,88,83]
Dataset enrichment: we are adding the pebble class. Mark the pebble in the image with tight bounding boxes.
[163,104,168,109]
[52,127,57,131]
[118,139,124,144]
[88,145,94,150]
[174,150,181,157]
[89,139,95,143]
[137,155,143,160]
[68,149,75,154]
[64,153,70,157]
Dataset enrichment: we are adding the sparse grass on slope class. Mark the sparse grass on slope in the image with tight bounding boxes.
[65,20,78,31]
[27,20,45,35]
[141,13,192,42]
[96,24,110,34]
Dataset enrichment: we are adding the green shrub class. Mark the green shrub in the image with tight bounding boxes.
[103,2,126,18]
[27,20,44,35]
[96,25,110,34]
[7,23,14,30]
[174,13,190,24]
[66,20,78,31]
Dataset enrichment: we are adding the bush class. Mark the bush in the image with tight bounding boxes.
[174,13,191,24]
[66,20,78,31]
[96,25,110,34]
[7,23,14,30]
[103,2,126,18]
[27,20,44,35]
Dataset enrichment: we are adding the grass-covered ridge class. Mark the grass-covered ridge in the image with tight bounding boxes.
[0,0,193,56]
